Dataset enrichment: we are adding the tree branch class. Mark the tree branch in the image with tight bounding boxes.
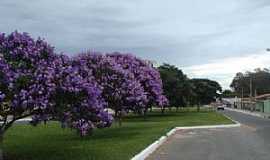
[3,112,33,135]
[0,116,7,131]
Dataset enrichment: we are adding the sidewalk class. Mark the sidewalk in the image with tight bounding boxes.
[225,107,270,119]
[132,120,240,160]
[147,110,270,160]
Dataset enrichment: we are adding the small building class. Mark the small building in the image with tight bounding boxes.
[222,94,270,117]
[222,97,239,108]
[255,94,270,114]
[232,97,256,111]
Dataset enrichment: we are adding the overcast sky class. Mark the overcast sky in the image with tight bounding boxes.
[1,0,270,89]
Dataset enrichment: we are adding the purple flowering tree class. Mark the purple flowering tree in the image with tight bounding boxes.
[0,31,113,158]
[0,31,58,158]
[73,53,147,125]
[49,54,113,135]
[108,53,169,114]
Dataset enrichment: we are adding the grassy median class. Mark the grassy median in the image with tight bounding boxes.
[4,109,232,160]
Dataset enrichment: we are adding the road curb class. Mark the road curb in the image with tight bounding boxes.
[221,112,242,125]
[131,123,240,160]
[225,107,268,118]
[175,124,241,130]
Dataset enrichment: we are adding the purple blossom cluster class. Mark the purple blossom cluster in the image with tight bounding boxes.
[0,91,5,102]
[0,31,56,119]
[108,53,169,108]
[72,119,94,136]
[51,55,113,136]
[73,53,148,115]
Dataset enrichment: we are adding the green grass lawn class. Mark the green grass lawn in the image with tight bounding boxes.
[4,109,232,160]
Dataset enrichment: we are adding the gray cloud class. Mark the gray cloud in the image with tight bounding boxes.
[1,0,270,87]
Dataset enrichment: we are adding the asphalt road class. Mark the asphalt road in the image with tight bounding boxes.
[147,110,270,160]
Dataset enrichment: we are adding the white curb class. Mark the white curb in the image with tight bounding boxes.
[221,113,241,125]
[131,122,240,160]
[131,135,169,160]
[175,124,240,130]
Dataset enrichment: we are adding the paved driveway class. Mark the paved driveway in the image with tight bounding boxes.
[147,110,270,160]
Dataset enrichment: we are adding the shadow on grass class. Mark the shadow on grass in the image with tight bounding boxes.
[76,124,149,140]
[123,110,214,123]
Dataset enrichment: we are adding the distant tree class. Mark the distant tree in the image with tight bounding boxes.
[230,68,270,97]
[190,79,222,111]
[230,72,250,97]
[222,89,236,98]
[158,64,222,111]
[158,64,190,110]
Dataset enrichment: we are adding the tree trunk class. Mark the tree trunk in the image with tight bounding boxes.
[143,108,147,120]
[0,132,4,160]
[118,111,122,126]
[114,110,121,126]
[118,116,122,126]
[161,107,165,114]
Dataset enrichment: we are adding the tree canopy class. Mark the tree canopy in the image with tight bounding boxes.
[158,64,190,108]
[230,68,270,97]
[0,31,168,139]
[158,64,222,109]
[222,89,237,98]
[190,78,222,105]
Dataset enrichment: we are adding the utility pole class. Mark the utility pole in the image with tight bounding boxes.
[250,76,252,98]
[241,87,244,109]
[255,89,257,97]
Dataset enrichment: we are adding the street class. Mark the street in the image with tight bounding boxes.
[147,110,270,160]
